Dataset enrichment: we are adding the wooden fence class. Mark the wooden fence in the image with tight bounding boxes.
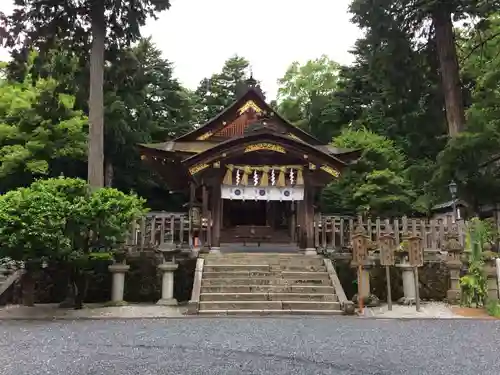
[315,214,465,250]
[127,212,464,251]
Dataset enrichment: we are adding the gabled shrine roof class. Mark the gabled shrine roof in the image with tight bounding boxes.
[175,87,324,145]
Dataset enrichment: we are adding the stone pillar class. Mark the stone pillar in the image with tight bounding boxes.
[397,261,416,304]
[444,225,464,304]
[108,263,130,304]
[157,262,179,305]
[357,267,371,298]
[484,261,499,301]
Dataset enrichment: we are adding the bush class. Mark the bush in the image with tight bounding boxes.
[0,177,148,307]
[0,177,148,262]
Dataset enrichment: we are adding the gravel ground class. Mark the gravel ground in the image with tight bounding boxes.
[1,317,500,375]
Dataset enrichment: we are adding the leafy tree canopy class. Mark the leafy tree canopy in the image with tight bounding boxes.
[0,65,87,192]
[193,55,254,124]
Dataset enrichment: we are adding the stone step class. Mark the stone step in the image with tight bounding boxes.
[204,259,325,267]
[203,264,327,272]
[201,285,336,294]
[198,309,343,316]
[202,271,330,280]
[204,254,322,259]
[199,301,341,310]
[202,278,331,286]
[200,293,338,302]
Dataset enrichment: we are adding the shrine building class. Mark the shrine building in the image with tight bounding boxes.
[138,77,360,252]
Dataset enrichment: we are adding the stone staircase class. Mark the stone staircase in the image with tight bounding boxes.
[0,267,23,305]
[194,253,347,315]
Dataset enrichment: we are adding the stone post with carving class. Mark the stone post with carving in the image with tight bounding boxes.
[444,225,464,304]
[483,249,499,301]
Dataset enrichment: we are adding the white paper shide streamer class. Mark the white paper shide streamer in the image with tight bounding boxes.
[236,169,241,185]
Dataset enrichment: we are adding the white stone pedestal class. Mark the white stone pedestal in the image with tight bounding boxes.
[305,248,317,256]
[108,263,130,303]
[397,262,416,304]
[209,247,221,254]
[157,262,179,306]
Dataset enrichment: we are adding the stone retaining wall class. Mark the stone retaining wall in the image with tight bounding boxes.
[334,260,449,302]
[11,254,196,305]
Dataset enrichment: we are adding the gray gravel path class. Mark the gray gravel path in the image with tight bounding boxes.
[1,317,499,375]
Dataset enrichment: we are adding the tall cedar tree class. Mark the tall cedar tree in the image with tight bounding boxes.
[0,0,171,187]
[350,0,500,136]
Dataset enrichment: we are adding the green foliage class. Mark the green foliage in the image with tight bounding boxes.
[0,177,147,263]
[321,128,416,216]
[276,55,340,141]
[486,299,500,317]
[193,55,253,124]
[1,0,172,79]
[0,75,87,191]
[459,217,493,308]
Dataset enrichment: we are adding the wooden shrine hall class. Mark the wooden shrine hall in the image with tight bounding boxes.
[138,77,360,252]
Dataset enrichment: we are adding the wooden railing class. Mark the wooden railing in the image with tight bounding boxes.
[126,212,210,250]
[128,211,464,251]
[314,214,465,250]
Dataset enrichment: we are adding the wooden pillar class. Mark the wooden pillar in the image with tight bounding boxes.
[297,199,306,249]
[290,201,296,243]
[211,184,221,252]
[304,180,316,255]
[200,183,209,251]
[188,182,195,247]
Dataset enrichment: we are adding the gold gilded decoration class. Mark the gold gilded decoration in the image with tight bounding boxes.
[213,161,220,168]
[320,164,340,177]
[196,131,212,140]
[288,133,303,142]
[309,163,316,170]
[140,154,147,160]
[244,143,286,154]
[189,163,209,175]
[238,100,262,114]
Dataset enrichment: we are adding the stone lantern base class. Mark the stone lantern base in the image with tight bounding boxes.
[157,262,179,306]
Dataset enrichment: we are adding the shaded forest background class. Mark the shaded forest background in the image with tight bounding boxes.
[1,0,500,218]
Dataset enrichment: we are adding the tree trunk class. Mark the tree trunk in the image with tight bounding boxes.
[87,0,106,187]
[104,159,113,187]
[432,7,466,137]
[22,272,35,307]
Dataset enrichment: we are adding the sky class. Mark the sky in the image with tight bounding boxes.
[0,0,362,100]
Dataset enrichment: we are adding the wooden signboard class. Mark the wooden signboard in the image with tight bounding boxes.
[352,230,368,264]
[408,235,424,267]
[379,233,395,266]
